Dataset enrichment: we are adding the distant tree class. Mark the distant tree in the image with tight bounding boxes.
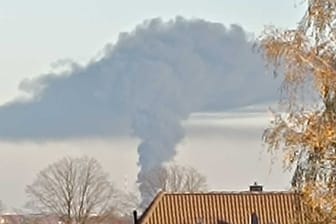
[259,0,336,223]
[0,200,4,213]
[115,191,139,215]
[26,156,119,224]
[139,163,207,208]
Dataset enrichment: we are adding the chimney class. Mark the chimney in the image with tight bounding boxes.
[251,213,259,224]
[133,210,138,224]
[249,182,263,192]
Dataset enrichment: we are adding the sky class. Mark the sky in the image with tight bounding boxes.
[0,112,291,210]
[0,0,306,211]
[0,0,305,105]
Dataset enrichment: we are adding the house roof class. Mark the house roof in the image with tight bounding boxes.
[0,215,24,224]
[0,214,62,224]
[137,191,305,224]
[0,214,130,224]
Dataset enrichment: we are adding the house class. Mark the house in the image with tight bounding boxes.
[134,184,305,224]
[0,214,131,224]
[0,214,62,224]
[0,215,24,224]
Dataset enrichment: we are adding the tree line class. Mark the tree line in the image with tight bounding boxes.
[0,156,207,224]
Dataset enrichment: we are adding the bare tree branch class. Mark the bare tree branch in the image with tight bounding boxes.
[259,1,336,223]
[26,156,120,224]
[139,163,207,209]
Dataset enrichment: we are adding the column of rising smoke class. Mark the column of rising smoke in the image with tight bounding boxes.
[0,18,280,207]
[132,108,186,207]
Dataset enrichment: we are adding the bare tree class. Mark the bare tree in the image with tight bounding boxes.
[139,163,207,208]
[0,200,4,213]
[115,191,139,215]
[26,156,119,224]
[259,0,336,223]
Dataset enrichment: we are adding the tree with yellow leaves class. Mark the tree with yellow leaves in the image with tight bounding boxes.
[259,1,336,223]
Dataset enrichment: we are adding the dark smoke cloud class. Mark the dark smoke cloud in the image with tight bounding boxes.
[0,17,280,201]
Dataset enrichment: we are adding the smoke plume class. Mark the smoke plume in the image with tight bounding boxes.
[0,17,280,202]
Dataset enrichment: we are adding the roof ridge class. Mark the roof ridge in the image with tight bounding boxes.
[163,190,298,195]
[137,191,165,224]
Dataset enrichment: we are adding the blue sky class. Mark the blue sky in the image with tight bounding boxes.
[0,0,305,104]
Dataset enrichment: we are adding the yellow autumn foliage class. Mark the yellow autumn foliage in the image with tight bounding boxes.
[259,1,336,223]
